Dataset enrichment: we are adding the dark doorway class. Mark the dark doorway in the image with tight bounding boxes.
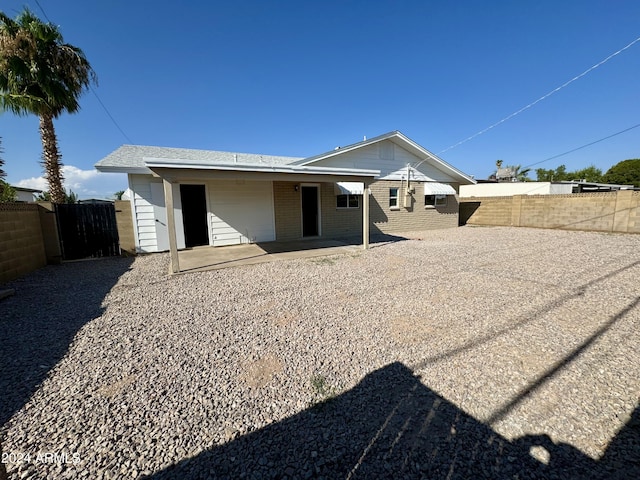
[180,184,209,247]
[301,185,319,237]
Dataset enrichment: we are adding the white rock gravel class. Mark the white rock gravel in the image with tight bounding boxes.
[1,226,638,479]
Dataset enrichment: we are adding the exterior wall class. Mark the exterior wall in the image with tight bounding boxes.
[460,182,559,197]
[0,203,47,284]
[274,179,460,240]
[370,180,459,234]
[207,179,275,245]
[310,140,458,182]
[129,174,159,252]
[460,191,640,233]
[273,181,302,241]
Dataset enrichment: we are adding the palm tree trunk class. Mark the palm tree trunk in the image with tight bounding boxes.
[39,113,65,204]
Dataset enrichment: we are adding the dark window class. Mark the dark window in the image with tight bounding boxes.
[425,194,447,207]
[337,194,359,208]
[389,188,399,208]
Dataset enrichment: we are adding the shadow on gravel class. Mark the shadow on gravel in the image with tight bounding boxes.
[0,257,134,429]
[147,362,639,480]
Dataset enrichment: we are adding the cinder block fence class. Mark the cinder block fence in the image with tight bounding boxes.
[460,190,640,233]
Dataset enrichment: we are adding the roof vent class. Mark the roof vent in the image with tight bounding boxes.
[334,146,340,150]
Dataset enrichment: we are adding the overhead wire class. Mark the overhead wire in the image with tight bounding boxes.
[439,35,640,154]
[523,122,640,170]
[34,0,134,144]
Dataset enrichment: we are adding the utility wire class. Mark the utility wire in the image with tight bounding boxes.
[523,122,640,169]
[34,0,134,144]
[439,35,640,154]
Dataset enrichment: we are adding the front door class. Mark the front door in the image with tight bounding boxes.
[301,185,319,237]
[180,184,209,247]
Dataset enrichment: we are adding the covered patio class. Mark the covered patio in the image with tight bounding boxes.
[176,238,361,272]
[146,160,380,273]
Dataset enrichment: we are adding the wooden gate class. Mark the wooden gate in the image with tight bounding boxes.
[55,203,120,260]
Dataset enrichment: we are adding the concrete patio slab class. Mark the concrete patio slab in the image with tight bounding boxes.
[176,239,361,273]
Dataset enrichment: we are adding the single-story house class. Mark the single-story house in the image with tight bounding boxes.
[96,131,475,271]
[12,186,42,202]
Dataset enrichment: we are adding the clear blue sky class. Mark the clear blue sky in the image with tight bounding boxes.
[1,0,639,198]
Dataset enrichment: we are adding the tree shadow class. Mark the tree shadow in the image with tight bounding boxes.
[0,257,134,428]
[146,361,637,479]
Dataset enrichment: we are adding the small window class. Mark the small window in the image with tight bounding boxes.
[389,188,399,208]
[337,194,359,209]
[425,194,447,207]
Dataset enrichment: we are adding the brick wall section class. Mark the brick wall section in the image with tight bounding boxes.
[115,200,136,254]
[274,180,459,240]
[0,203,47,284]
[369,180,459,234]
[273,181,302,240]
[460,190,640,233]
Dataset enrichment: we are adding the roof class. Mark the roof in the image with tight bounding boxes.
[12,186,42,193]
[95,132,475,185]
[95,145,302,174]
[290,131,475,184]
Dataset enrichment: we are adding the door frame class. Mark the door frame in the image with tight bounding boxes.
[178,181,211,247]
[300,183,321,238]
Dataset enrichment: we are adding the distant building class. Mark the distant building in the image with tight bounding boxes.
[460,181,635,198]
[12,186,42,202]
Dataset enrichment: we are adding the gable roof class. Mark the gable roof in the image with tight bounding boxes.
[95,145,302,173]
[95,132,475,185]
[291,131,475,184]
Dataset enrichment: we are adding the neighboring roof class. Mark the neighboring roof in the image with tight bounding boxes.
[12,186,42,193]
[290,131,475,185]
[95,145,302,174]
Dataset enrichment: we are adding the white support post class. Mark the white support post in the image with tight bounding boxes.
[163,177,180,273]
[362,182,370,250]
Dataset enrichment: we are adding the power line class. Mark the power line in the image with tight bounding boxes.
[34,0,134,144]
[523,122,640,169]
[439,35,640,154]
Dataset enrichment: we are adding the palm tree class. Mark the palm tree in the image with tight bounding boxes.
[0,8,96,203]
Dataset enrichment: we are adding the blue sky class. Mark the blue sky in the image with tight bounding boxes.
[1,0,639,198]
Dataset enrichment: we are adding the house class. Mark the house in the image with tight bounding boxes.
[12,186,42,202]
[95,131,475,271]
[460,180,635,197]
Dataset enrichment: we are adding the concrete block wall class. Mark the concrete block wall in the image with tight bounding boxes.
[115,200,136,254]
[460,190,640,233]
[0,203,47,284]
[370,180,459,234]
[273,181,302,241]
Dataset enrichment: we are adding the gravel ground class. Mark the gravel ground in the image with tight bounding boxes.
[1,226,638,479]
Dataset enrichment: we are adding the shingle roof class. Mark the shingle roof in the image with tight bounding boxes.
[95,145,302,171]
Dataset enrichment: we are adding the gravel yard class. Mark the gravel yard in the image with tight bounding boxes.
[1,226,639,479]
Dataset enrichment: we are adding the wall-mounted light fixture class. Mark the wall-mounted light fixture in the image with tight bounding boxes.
[294,184,299,192]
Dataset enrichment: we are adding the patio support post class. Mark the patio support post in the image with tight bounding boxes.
[362,181,370,250]
[163,177,180,273]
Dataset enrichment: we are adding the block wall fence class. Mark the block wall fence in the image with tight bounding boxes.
[459,190,640,233]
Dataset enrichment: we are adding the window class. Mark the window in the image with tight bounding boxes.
[337,194,359,209]
[425,194,447,207]
[389,188,399,208]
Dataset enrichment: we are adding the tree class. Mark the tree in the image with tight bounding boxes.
[113,189,125,200]
[494,162,531,182]
[36,189,77,203]
[535,164,602,182]
[536,165,569,181]
[0,8,96,204]
[0,136,15,201]
[602,159,640,187]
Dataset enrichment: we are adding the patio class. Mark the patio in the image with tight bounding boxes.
[176,239,362,272]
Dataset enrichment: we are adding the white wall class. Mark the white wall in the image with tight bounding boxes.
[208,179,275,246]
[310,140,458,183]
[459,182,574,197]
